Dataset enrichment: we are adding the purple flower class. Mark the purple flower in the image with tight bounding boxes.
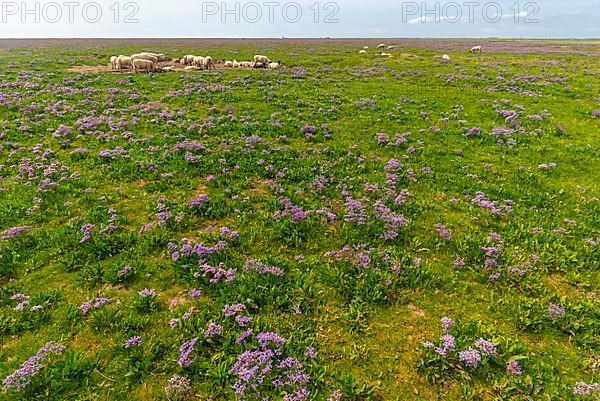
[204,323,223,338]
[165,375,191,396]
[188,194,209,208]
[256,332,286,348]
[459,349,482,367]
[2,341,65,392]
[592,110,600,118]
[573,381,599,396]
[124,336,141,349]
[188,288,202,299]
[1,226,31,240]
[440,317,454,333]
[138,288,156,298]
[549,303,566,320]
[236,328,254,344]
[178,337,199,367]
[474,338,497,356]
[223,304,246,317]
[506,360,522,376]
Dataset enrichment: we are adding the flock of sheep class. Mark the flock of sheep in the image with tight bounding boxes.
[109,52,280,73]
[358,43,483,61]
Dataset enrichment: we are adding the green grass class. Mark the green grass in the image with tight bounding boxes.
[0,40,599,400]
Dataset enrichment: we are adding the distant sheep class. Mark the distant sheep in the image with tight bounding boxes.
[240,61,253,68]
[470,46,482,53]
[116,55,132,71]
[442,54,451,61]
[184,66,201,71]
[224,60,233,68]
[110,56,118,70]
[253,62,266,69]
[181,55,195,65]
[131,53,158,63]
[359,50,367,54]
[133,59,155,73]
[377,43,386,49]
[193,56,205,68]
[387,46,395,50]
[203,56,215,70]
[140,52,167,61]
[232,60,240,68]
[268,62,280,70]
[253,55,271,64]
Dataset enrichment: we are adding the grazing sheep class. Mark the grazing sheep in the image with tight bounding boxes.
[162,66,176,72]
[203,56,215,70]
[442,54,451,61]
[140,52,167,61]
[232,60,240,68]
[132,59,155,73]
[387,46,395,50]
[253,62,266,69]
[110,56,118,70]
[116,55,133,71]
[193,56,205,68]
[379,52,393,57]
[184,66,201,71]
[240,61,252,68]
[359,50,367,54]
[181,55,195,65]
[224,60,233,68]
[268,62,280,70]
[253,55,271,64]
[131,53,158,63]
[363,46,369,49]
[377,43,386,49]
[470,46,482,53]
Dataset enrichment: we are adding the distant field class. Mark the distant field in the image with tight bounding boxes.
[0,39,599,400]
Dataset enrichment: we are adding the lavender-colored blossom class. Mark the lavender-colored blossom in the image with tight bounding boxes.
[506,360,522,376]
[204,323,223,338]
[459,349,482,367]
[2,341,65,392]
[474,338,497,356]
[549,303,566,320]
[124,336,141,349]
[178,337,199,367]
[165,374,191,397]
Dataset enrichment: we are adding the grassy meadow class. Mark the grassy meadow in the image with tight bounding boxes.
[0,39,599,400]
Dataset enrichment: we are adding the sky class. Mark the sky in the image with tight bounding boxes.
[0,0,598,38]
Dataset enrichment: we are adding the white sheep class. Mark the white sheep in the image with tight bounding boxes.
[470,46,482,53]
[224,60,233,68]
[362,46,369,49]
[232,60,240,68]
[268,62,280,70]
[387,46,395,50]
[132,59,155,73]
[377,43,386,49]
[110,56,118,70]
[253,62,265,69]
[140,52,166,61]
[116,55,133,71]
[203,56,215,70]
[181,55,195,65]
[253,55,271,64]
[442,54,451,61]
[240,61,252,68]
[193,56,205,68]
[359,50,367,54]
[131,53,158,63]
[184,66,201,71]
